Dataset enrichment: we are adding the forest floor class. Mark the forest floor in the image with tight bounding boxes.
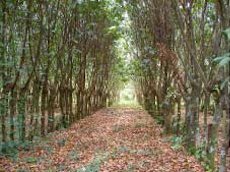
[0,108,205,172]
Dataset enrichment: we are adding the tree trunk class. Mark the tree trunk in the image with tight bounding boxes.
[0,96,7,153]
[48,89,56,133]
[41,83,48,136]
[185,92,199,150]
[9,90,17,141]
[219,110,229,172]
[176,98,181,136]
[0,0,7,153]
[207,98,222,170]
[18,92,26,143]
[28,81,40,141]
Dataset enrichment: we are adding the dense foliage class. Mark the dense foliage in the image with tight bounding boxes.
[0,0,125,154]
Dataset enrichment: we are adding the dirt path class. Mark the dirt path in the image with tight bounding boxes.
[0,108,204,172]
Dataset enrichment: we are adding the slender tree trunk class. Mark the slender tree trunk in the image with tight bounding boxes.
[41,82,48,136]
[48,89,56,133]
[28,81,40,140]
[76,90,81,120]
[176,98,181,136]
[18,91,26,143]
[207,98,222,170]
[9,89,17,141]
[0,0,7,153]
[185,89,200,149]
[0,96,7,152]
[203,94,210,154]
[219,109,229,172]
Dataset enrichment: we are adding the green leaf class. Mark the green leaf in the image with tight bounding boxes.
[223,28,230,41]
[220,76,230,90]
[219,56,230,67]
[213,53,230,67]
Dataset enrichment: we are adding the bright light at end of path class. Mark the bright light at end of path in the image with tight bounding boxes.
[115,82,140,107]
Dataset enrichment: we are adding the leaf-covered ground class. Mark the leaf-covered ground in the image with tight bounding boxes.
[0,108,205,172]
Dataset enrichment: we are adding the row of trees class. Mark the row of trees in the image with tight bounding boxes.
[0,0,123,154]
[126,0,229,171]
